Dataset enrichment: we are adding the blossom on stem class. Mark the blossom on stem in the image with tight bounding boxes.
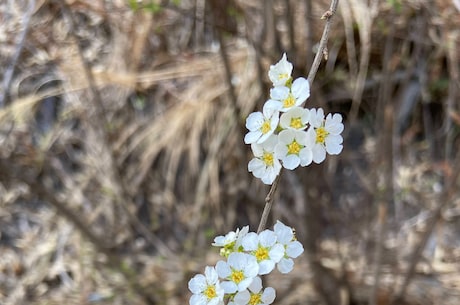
[216,252,259,294]
[268,53,293,87]
[230,277,276,305]
[273,221,304,274]
[241,230,284,275]
[275,129,313,170]
[248,135,282,185]
[269,77,310,112]
[308,108,344,164]
[189,266,225,305]
[279,107,310,130]
[212,226,250,257]
[244,100,281,144]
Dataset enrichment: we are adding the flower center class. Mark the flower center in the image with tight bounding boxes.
[260,120,271,134]
[204,285,217,300]
[287,140,302,155]
[231,270,245,284]
[315,127,329,144]
[249,293,262,305]
[254,246,269,261]
[278,73,289,80]
[283,93,295,108]
[290,117,303,129]
[262,152,274,166]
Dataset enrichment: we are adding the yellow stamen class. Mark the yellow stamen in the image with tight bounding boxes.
[204,285,217,300]
[262,152,274,166]
[290,117,303,129]
[249,293,262,305]
[315,127,329,144]
[287,140,301,155]
[254,247,269,262]
[231,270,244,284]
[260,120,271,134]
[283,93,295,108]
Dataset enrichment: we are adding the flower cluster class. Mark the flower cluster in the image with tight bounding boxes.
[188,221,304,305]
[245,53,344,184]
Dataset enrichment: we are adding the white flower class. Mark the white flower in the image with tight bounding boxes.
[248,135,282,185]
[230,277,276,305]
[275,129,313,170]
[308,108,344,164]
[189,266,225,305]
[268,53,293,86]
[279,107,310,130]
[213,226,250,257]
[269,77,310,112]
[241,230,285,275]
[244,101,281,144]
[273,221,304,274]
[216,252,259,294]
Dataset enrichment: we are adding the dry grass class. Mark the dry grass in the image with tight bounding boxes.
[1,0,460,305]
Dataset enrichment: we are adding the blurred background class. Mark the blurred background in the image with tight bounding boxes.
[1,0,460,304]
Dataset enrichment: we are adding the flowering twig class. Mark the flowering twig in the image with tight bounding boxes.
[256,0,340,233]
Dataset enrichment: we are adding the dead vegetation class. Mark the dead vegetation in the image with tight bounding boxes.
[1,0,460,304]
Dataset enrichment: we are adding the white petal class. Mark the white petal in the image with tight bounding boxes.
[250,143,264,157]
[278,129,295,143]
[238,277,254,292]
[248,276,262,293]
[259,230,276,247]
[274,221,293,244]
[263,100,282,117]
[325,135,343,155]
[261,287,276,304]
[242,232,259,251]
[282,154,300,170]
[291,77,310,104]
[277,258,294,274]
[243,255,259,278]
[248,159,265,177]
[190,294,207,305]
[270,86,290,101]
[215,261,231,279]
[269,243,285,262]
[299,148,313,167]
[312,144,326,164]
[244,131,262,144]
[286,241,304,258]
[221,281,237,294]
[262,134,279,151]
[189,274,206,294]
[258,260,275,275]
[204,266,218,284]
[246,112,264,130]
[233,290,250,305]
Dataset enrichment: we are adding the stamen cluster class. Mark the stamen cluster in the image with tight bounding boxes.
[245,53,344,185]
[188,221,304,305]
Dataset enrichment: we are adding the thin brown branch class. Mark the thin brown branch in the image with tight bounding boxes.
[257,0,340,232]
[307,0,340,84]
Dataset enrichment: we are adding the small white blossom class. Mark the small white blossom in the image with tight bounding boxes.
[248,135,282,185]
[279,107,310,130]
[212,226,250,257]
[269,78,310,112]
[268,53,293,86]
[189,266,225,305]
[241,230,285,275]
[308,108,344,164]
[273,221,304,274]
[244,101,281,144]
[230,277,276,305]
[275,129,313,170]
[216,252,259,294]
